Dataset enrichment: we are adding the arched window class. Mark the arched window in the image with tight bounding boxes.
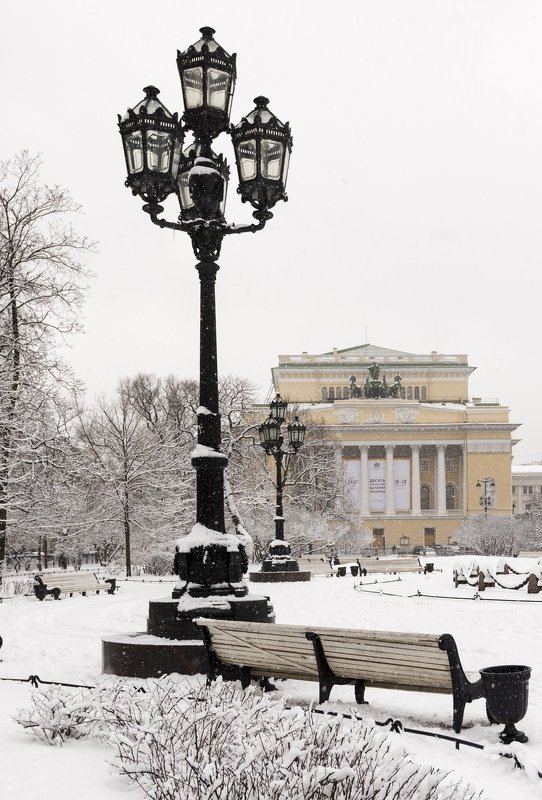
[421,386,427,401]
[328,386,335,401]
[414,386,420,400]
[322,387,328,401]
[446,483,457,510]
[400,387,406,399]
[344,386,350,398]
[420,484,431,510]
[407,386,413,400]
[336,386,342,399]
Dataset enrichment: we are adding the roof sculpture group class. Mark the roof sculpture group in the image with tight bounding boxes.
[349,362,402,399]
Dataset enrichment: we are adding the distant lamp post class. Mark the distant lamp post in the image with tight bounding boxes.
[477,477,496,516]
[108,26,293,677]
[250,397,311,583]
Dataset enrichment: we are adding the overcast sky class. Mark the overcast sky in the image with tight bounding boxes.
[2,1,541,462]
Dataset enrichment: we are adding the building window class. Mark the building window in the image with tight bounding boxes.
[529,486,533,494]
[322,387,328,401]
[407,386,413,400]
[414,386,420,400]
[421,459,429,472]
[399,536,409,546]
[400,387,406,399]
[328,387,335,401]
[446,483,457,510]
[446,458,455,471]
[512,486,516,494]
[336,386,342,399]
[421,386,427,401]
[420,484,432,510]
[523,486,528,495]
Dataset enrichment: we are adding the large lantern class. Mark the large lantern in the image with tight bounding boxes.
[177,27,236,141]
[269,393,287,424]
[287,417,306,451]
[231,96,292,211]
[258,416,281,451]
[177,144,229,220]
[118,86,183,203]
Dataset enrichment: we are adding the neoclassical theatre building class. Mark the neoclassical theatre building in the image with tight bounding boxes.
[271,344,519,549]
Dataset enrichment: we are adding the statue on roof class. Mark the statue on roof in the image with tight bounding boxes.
[349,375,362,399]
[349,363,403,399]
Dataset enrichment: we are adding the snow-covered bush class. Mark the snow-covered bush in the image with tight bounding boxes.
[142,553,174,575]
[17,677,482,800]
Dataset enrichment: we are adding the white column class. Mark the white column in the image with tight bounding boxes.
[360,446,370,516]
[460,444,467,512]
[411,444,421,513]
[437,444,446,514]
[386,445,395,514]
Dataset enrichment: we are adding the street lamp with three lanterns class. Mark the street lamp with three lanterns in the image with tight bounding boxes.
[477,477,496,516]
[110,26,293,674]
[256,395,308,577]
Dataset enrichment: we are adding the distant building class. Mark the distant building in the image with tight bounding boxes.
[512,464,542,515]
[272,343,519,549]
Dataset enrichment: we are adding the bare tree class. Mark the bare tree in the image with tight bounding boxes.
[452,515,519,556]
[74,381,194,576]
[0,152,93,579]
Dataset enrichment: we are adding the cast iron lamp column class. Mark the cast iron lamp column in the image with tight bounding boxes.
[251,396,311,582]
[107,27,293,674]
[477,477,496,516]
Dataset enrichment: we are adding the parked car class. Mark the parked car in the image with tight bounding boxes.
[412,545,425,555]
[423,548,437,557]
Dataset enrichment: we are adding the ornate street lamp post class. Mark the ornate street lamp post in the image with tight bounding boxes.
[477,477,496,516]
[106,27,292,676]
[250,396,311,583]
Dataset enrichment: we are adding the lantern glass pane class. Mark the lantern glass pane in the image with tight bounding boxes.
[147,131,171,173]
[261,139,283,181]
[183,67,204,108]
[207,68,230,111]
[283,146,290,186]
[238,139,257,180]
[171,139,182,179]
[125,130,143,173]
[178,170,194,210]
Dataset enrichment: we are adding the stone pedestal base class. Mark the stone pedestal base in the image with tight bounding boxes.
[249,570,311,583]
[102,593,274,678]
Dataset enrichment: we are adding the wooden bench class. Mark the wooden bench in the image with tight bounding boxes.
[33,572,116,600]
[358,557,424,575]
[297,557,335,576]
[194,617,487,733]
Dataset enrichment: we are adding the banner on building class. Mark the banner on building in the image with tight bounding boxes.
[394,459,411,511]
[368,460,386,511]
[344,458,361,512]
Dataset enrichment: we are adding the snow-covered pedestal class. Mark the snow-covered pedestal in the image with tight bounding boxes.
[103,523,275,678]
[249,537,311,583]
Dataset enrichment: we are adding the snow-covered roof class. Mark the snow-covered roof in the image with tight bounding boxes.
[512,464,542,474]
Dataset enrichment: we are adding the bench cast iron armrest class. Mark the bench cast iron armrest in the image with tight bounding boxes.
[438,633,484,733]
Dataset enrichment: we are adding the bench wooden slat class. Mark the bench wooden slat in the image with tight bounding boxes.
[202,619,441,645]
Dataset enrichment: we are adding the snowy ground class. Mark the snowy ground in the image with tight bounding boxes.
[0,558,541,799]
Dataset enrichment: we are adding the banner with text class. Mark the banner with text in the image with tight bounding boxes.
[394,458,411,511]
[344,459,361,512]
[368,460,386,511]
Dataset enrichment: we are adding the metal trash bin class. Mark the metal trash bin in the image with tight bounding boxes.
[350,565,359,577]
[424,563,434,573]
[337,566,347,577]
[479,665,532,743]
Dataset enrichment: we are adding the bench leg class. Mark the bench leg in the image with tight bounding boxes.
[259,676,277,692]
[52,589,61,601]
[354,680,368,704]
[453,697,466,734]
[238,666,252,689]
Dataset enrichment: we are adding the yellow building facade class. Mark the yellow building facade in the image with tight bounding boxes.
[272,344,519,549]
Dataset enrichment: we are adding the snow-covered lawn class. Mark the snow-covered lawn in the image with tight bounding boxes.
[0,558,541,799]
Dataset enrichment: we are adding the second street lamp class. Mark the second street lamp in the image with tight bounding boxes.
[250,397,311,583]
[477,477,496,516]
